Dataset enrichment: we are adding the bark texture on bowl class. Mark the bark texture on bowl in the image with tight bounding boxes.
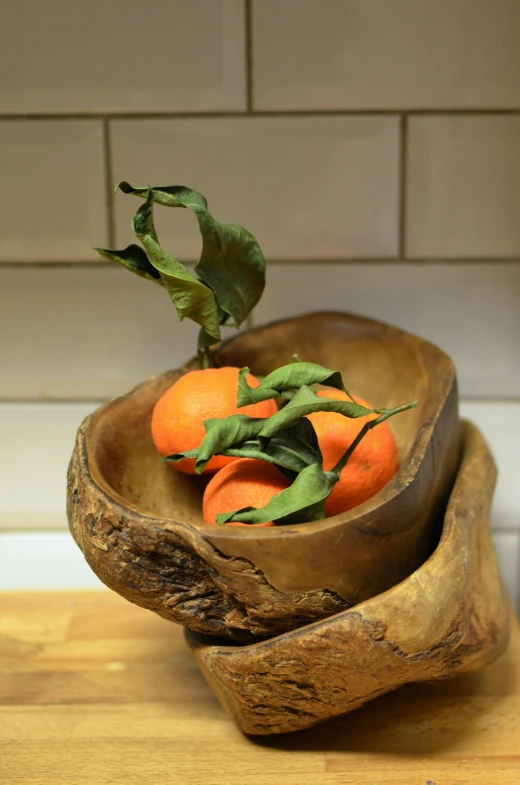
[67,312,460,641]
[67,441,348,641]
[186,421,510,735]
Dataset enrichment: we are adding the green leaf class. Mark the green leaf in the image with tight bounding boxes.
[218,442,300,479]
[164,447,199,464]
[216,464,338,526]
[93,244,163,284]
[165,414,268,474]
[266,418,323,470]
[257,385,375,441]
[117,182,207,210]
[117,182,266,328]
[165,415,323,478]
[222,419,323,478]
[237,362,355,406]
[194,211,265,328]
[132,192,221,341]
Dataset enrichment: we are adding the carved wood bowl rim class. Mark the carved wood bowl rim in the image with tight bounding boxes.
[68,311,461,636]
[84,310,457,540]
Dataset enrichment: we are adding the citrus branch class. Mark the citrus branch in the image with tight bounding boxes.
[331,400,417,476]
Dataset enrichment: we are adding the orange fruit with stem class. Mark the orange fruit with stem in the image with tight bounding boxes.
[307,389,398,517]
[203,458,290,526]
[151,367,278,474]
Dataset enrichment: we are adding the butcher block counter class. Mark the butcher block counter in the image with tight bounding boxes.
[1,590,519,785]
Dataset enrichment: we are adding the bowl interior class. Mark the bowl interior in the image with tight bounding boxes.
[87,312,454,527]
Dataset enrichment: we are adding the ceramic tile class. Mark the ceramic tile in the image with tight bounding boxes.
[0,403,101,531]
[253,0,520,110]
[0,120,107,261]
[0,266,204,399]
[0,533,104,589]
[491,532,520,610]
[252,262,520,398]
[111,117,400,260]
[0,0,245,113]
[460,403,520,531]
[406,116,520,258]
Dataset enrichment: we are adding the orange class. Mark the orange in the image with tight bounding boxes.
[151,367,277,474]
[307,389,398,517]
[203,458,290,526]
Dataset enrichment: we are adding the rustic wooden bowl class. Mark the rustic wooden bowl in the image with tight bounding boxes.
[187,421,510,735]
[67,311,460,642]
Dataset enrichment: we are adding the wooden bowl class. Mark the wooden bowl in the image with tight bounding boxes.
[186,421,510,735]
[67,311,460,642]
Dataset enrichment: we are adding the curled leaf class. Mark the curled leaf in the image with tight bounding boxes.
[117,182,266,328]
[165,416,323,478]
[237,362,353,407]
[93,244,163,284]
[132,192,221,341]
[216,464,338,526]
[117,182,207,210]
[165,414,268,474]
[258,385,375,442]
[260,418,322,472]
[221,419,323,478]
[218,442,300,479]
[195,212,265,329]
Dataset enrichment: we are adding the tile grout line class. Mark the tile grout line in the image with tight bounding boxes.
[102,118,115,248]
[2,109,520,121]
[244,0,254,113]
[3,258,520,268]
[398,114,408,259]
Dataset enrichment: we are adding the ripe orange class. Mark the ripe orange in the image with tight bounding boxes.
[151,367,277,474]
[307,389,398,517]
[203,458,290,526]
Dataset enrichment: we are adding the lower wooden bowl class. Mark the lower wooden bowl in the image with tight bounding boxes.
[186,421,510,735]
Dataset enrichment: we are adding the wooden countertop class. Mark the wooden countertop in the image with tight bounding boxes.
[1,590,519,785]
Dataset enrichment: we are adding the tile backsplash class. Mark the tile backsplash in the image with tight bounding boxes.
[1,1,519,608]
[252,0,520,110]
[0,120,107,261]
[406,115,520,258]
[111,116,400,259]
[0,0,246,113]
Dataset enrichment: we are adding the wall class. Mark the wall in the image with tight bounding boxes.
[1,0,519,608]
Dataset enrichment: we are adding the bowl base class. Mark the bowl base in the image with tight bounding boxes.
[186,421,510,735]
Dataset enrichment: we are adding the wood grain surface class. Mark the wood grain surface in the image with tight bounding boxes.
[187,422,510,735]
[0,590,519,785]
[68,311,460,641]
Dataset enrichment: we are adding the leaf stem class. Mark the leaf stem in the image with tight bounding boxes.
[331,400,417,476]
[197,327,214,369]
[198,348,211,369]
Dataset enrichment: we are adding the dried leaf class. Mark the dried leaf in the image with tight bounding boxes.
[132,192,221,340]
[117,182,265,328]
[216,464,338,525]
[237,362,352,406]
[93,244,163,284]
[257,385,374,442]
